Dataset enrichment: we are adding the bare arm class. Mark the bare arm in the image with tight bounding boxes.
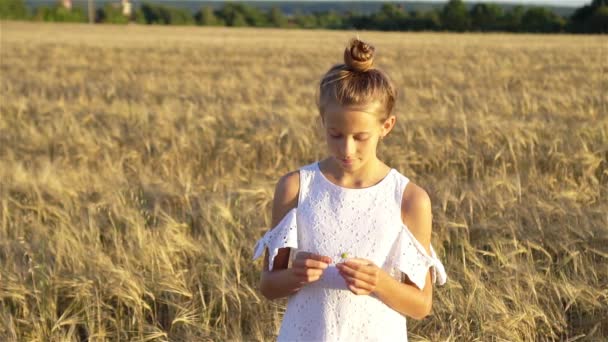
[373,183,434,320]
[258,171,302,300]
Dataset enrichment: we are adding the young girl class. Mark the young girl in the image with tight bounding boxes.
[253,37,447,341]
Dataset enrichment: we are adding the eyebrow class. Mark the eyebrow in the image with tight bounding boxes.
[328,128,370,135]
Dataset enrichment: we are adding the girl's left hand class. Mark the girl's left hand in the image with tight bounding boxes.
[336,258,384,295]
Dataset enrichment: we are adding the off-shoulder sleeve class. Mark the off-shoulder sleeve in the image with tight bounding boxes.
[252,208,298,271]
[391,224,447,290]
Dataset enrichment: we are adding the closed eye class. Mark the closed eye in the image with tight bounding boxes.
[329,134,369,141]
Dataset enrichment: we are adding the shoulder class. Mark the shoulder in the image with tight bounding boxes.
[400,182,432,251]
[401,182,431,216]
[271,170,300,227]
[264,171,301,272]
[274,170,300,206]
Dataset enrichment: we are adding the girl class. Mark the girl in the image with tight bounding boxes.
[253,37,447,341]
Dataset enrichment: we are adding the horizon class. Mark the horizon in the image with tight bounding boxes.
[163,0,592,8]
[26,0,594,8]
[399,0,591,7]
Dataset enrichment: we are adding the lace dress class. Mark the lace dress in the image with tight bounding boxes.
[253,161,447,341]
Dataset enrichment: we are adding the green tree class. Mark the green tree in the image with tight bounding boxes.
[34,5,87,22]
[241,3,268,26]
[405,10,441,31]
[470,3,504,31]
[521,7,565,33]
[96,3,129,24]
[347,12,374,30]
[134,8,147,24]
[568,0,608,33]
[315,10,343,29]
[0,0,28,19]
[167,7,194,25]
[588,5,608,32]
[218,3,244,26]
[139,3,194,25]
[293,8,317,29]
[218,3,267,27]
[371,3,408,31]
[504,5,525,32]
[232,11,247,27]
[195,6,222,26]
[441,0,471,31]
[268,6,288,28]
[382,3,403,17]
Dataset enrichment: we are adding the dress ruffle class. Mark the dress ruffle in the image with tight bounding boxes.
[252,208,298,271]
[392,224,447,290]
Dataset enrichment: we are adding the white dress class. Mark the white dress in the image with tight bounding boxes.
[253,161,448,342]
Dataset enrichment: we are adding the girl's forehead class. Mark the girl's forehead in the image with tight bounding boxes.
[325,101,381,116]
[323,102,382,130]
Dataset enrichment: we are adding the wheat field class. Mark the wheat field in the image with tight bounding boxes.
[0,21,607,341]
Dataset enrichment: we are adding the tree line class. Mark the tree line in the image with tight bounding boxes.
[1,0,606,33]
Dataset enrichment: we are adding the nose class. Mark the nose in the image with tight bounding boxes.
[339,136,356,158]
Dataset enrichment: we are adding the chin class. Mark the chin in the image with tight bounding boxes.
[335,157,359,169]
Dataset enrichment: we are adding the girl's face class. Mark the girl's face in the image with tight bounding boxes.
[321,101,395,172]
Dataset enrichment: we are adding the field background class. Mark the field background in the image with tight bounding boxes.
[1,21,607,341]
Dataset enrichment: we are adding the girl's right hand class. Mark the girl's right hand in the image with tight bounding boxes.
[291,251,333,285]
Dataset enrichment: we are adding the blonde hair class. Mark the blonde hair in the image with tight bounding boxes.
[317,37,397,122]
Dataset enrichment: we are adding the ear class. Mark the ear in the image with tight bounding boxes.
[381,115,396,137]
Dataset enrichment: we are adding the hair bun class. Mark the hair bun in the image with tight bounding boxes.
[344,38,375,72]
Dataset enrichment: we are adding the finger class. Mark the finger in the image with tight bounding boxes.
[308,253,333,264]
[295,252,333,264]
[338,263,375,278]
[299,275,321,284]
[340,270,374,287]
[352,279,374,292]
[305,268,324,277]
[293,258,328,269]
[344,258,372,266]
[343,261,377,275]
[294,267,325,278]
[347,283,367,295]
[295,251,313,260]
[343,275,373,291]
[293,269,321,283]
[338,265,362,281]
[303,259,329,269]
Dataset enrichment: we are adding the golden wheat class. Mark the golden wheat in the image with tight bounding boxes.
[0,21,606,341]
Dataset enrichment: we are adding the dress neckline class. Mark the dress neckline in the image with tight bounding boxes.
[315,161,394,192]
